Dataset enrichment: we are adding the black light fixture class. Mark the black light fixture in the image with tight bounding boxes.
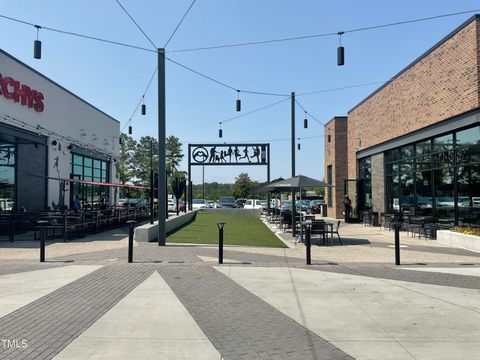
[51,140,57,146]
[128,125,132,135]
[337,31,345,66]
[218,122,223,138]
[34,25,42,59]
[236,90,241,112]
[141,96,146,115]
[297,138,301,150]
[67,144,73,150]
[304,111,308,128]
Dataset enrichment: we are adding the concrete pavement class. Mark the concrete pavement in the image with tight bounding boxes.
[0,220,479,359]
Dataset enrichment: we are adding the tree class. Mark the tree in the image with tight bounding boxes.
[232,173,253,199]
[118,133,137,184]
[166,135,183,175]
[131,136,158,186]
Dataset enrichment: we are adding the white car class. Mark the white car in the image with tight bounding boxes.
[243,199,266,209]
[168,198,176,212]
[192,199,208,210]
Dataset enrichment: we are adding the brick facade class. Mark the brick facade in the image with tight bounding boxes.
[347,17,480,179]
[324,16,480,219]
[324,116,348,219]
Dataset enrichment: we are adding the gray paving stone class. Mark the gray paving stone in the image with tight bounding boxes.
[157,266,354,360]
[0,264,153,360]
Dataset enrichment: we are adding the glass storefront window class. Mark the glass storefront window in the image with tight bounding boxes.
[384,125,479,224]
[416,140,431,156]
[70,153,109,209]
[456,126,479,147]
[457,165,480,225]
[0,144,15,213]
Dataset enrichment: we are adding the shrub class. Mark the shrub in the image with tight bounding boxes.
[453,226,480,237]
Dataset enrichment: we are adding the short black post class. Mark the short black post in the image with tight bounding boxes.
[305,221,312,265]
[394,222,401,265]
[216,222,225,264]
[37,220,48,262]
[127,220,136,263]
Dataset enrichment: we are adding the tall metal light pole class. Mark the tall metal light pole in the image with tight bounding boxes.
[158,48,166,246]
[291,92,297,237]
[150,139,154,225]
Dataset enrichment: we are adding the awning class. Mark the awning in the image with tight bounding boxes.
[28,173,148,190]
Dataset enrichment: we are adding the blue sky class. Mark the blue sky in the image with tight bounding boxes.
[0,1,478,184]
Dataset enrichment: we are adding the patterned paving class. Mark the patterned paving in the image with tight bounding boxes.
[0,264,153,360]
[158,266,354,360]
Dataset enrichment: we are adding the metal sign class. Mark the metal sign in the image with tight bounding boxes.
[189,143,269,166]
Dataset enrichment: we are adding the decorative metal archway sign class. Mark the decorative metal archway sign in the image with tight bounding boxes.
[187,143,270,209]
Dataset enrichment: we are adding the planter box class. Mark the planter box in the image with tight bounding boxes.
[437,230,480,253]
[134,211,196,242]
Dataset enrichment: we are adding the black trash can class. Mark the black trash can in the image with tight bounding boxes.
[321,204,328,217]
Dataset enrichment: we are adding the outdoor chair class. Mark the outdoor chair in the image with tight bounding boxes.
[331,220,343,245]
[309,220,327,245]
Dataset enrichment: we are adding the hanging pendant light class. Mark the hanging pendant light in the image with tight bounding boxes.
[304,111,308,128]
[218,122,223,138]
[337,31,345,66]
[141,96,146,115]
[236,90,241,112]
[128,125,132,135]
[33,25,42,59]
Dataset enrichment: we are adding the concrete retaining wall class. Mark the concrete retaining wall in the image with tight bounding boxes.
[134,211,197,242]
[201,208,261,217]
[437,230,480,253]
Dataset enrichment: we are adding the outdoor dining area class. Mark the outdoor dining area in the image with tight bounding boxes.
[258,175,342,246]
[360,210,455,240]
[0,205,156,242]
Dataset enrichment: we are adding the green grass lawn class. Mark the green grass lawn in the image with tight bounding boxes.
[167,211,287,248]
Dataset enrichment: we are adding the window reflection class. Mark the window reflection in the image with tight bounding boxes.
[0,144,15,212]
[384,125,479,224]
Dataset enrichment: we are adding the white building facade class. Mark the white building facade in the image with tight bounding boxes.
[0,49,119,212]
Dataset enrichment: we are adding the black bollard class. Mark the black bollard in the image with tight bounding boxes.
[127,220,136,263]
[305,223,312,265]
[216,222,225,264]
[394,222,401,265]
[37,220,48,262]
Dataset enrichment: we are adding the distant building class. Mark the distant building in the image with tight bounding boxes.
[325,15,480,225]
[0,49,119,212]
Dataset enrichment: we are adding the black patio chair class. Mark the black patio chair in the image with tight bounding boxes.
[330,220,343,245]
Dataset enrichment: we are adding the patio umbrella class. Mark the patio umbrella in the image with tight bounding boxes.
[262,175,330,238]
[252,177,285,194]
[262,175,328,192]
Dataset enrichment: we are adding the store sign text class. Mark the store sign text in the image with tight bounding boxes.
[0,73,44,112]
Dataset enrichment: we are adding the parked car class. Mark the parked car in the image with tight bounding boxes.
[216,197,237,208]
[296,199,311,212]
[279,200,292,212]
[192,199,208,210]
[309,199,323,214]
[178,200,185,212]
[167,198,176,212]
[244,199,266,209]
[236,198,247,208]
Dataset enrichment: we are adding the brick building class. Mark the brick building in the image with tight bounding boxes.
[325,15,480,225]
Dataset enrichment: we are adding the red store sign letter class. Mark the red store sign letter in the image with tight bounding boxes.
[0,73,45,112]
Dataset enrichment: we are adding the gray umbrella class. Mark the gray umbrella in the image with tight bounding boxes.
[263,175,328,192]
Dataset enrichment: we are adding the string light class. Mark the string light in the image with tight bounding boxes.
[236,90,241,112]
[337,31,345,66]
[33,25,41,59]
[218,122,223,138]
[304,111,308,128]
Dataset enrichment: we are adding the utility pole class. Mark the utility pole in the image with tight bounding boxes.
[291,92,297,237]
[150,139,154,225]
[158,48,166,246]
